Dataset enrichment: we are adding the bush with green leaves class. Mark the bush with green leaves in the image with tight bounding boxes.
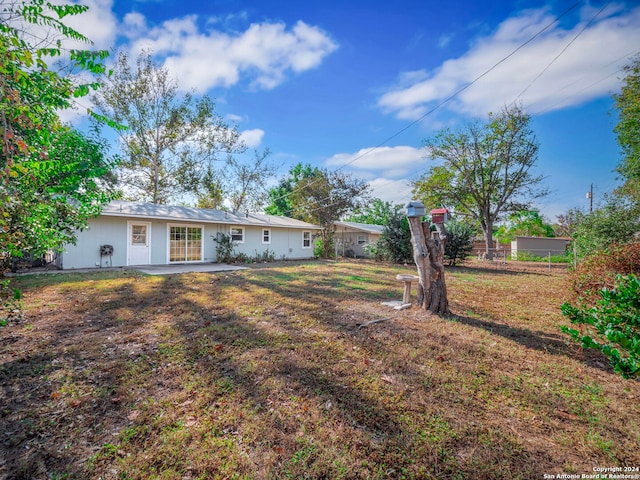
[375,211,413,264]
[212,233,237,263]
[569,198,640,259]
[443,220,475,266]
[561,274,640,379]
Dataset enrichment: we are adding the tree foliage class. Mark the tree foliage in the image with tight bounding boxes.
[286,168,370,258]
[494,210,555,244]
[0,0,116,271]
[264,163,320,216]
[614,55,640,201]
[93,51,245,205]
[566,197,640,259]
[413,105,547,258]
[346,198,399,226]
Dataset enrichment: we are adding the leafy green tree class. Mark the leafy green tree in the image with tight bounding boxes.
[93,51,245,204]
[568,197,640,259]
[0,0,116,272]
[444,219,475,266]
[346,198,400,225]
[264,163,321,216]
[413,105,547,259]
[494,210,556,244]
[614,55,640,201]
[289,169,370,258]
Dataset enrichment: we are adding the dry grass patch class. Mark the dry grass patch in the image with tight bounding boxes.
[1,260,638,479]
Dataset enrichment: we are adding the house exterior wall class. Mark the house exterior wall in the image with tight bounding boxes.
[511,236,570,258]
[61,216,128,269]
[335,231,381,258]
[62,216,316,269]
[226,225,314,260]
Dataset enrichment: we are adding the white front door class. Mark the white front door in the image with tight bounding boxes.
[128,222,151,265]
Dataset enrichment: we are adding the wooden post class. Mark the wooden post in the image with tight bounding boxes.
[407,216,450,315]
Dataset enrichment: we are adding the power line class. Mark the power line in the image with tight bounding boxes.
[512,2,610,105]
[267,0,586,214]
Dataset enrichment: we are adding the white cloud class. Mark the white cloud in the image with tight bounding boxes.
[325,146,423,178]
[368,178,414,206]
[123,16,338,92]
[378,5,640,119]
[437,33,455,49]
[239,128,264,148]
[226,113,245,123]
[62,0,118,50]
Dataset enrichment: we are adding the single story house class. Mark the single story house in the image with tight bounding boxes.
[60,201,322,269]
[333,221,385,258]
[510,236,571,259]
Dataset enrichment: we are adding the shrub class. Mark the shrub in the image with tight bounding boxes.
[443,220,474,266]
[567,242,640,305]
[376,212,412,264]
[561,274,640,379]
[571,199,640,259]
[212,233,237,263]
[253,248,276,263]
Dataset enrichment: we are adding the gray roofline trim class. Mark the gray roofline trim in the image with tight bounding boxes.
[100,204,322,230]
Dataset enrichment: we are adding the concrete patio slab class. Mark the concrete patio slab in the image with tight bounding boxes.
[130,264,248,275]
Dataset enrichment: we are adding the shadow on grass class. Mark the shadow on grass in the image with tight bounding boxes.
[450,313,613,374]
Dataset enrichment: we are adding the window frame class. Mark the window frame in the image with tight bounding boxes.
[262,228,271,244]
[302,231,312,249]
[357,234,366,245]
[230,226,245,244]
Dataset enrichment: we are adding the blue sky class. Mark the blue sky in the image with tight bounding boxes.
[63,0,640,220]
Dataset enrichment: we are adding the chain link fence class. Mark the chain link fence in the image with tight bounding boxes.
[471,248,571,273]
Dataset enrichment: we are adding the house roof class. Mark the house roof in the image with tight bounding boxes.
[101,201,322,230]
[334,221,385,235]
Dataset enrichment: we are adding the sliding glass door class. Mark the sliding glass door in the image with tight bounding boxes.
[169,225,202,262]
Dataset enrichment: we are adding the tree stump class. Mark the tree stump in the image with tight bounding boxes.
[407,217,449,315]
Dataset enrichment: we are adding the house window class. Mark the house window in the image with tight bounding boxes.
[302,231,312,248]
[230,227,244,243]
[262,229,271,244]
[169,225,202,262]
[357,234,366,245]
[131,225,147,245]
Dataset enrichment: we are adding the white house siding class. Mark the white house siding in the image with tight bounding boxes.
[228,225,314,260]
[61,216,128,269]
[62,216,317,269]
[333,222,384,258]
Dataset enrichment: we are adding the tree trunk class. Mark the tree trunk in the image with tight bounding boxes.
[407,217,449,315]
[484,220,494,261]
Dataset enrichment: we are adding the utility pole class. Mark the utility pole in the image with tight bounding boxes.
[586,183,593,213]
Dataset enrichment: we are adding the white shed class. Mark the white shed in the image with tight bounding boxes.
[511,236,570,259]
